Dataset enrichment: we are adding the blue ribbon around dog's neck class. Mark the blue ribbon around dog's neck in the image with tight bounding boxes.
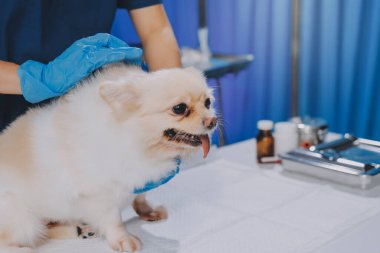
[133,158,181,194]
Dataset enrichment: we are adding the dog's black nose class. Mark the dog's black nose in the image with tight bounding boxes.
[203,117,217,130]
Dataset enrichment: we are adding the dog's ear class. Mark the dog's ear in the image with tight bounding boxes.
[99,82,140,119]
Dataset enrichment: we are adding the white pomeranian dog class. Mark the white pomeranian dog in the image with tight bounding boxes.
[0,63,216,253]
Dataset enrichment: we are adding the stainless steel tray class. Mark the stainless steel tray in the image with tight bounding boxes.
[280,134,380,189]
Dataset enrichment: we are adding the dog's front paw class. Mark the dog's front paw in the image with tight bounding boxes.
[139,205,168,222]
[109,234,141,252]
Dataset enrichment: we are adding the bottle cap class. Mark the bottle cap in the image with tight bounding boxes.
[257,120,273,130]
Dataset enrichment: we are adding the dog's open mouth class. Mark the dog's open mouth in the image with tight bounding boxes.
[164,128,210,158]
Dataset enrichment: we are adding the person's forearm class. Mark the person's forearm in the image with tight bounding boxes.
[130,4,181,71]
[0,60,21,94]
[142,26,181,71]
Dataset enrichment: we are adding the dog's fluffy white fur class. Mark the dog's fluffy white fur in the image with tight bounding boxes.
[0,63,215,252]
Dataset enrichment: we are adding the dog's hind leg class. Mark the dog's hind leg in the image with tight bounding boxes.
[46,222,97,240]
[132,194,168,222]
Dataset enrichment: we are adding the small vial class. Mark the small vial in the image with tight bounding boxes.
[256,120,275,163]
[274,121,298,155]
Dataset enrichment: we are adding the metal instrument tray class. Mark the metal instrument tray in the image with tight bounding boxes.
[280,134,380,189]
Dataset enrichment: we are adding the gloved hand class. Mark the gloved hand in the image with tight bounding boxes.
[18,33,143,103]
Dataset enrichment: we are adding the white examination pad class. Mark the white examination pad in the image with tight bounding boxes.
[38,159,380,253]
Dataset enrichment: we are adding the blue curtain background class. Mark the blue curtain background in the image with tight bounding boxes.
[112,0,380,144]
[300,0,380,141]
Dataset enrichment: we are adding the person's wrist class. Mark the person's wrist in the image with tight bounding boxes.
[18,60,62,103]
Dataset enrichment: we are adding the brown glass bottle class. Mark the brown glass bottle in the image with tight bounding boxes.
[256,120,275,163]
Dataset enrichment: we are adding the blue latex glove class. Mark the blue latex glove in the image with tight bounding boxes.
[18,33,143,103]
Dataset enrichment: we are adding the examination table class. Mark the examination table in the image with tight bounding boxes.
[37,138,380,253]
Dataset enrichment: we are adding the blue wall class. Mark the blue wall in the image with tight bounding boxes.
[112,0,380,144]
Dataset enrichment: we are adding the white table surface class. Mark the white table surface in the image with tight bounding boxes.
[215,139,380,253]
[37,138,380,253]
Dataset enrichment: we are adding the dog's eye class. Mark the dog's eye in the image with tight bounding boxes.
[205,98,211,109]
[172,103,188,115]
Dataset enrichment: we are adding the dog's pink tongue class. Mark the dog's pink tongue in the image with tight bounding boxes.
[200,135,210,159]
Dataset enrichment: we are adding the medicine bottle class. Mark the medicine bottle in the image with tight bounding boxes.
[256,120,275,163]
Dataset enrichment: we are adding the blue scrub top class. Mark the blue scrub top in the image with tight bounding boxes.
[0,0,161,131]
